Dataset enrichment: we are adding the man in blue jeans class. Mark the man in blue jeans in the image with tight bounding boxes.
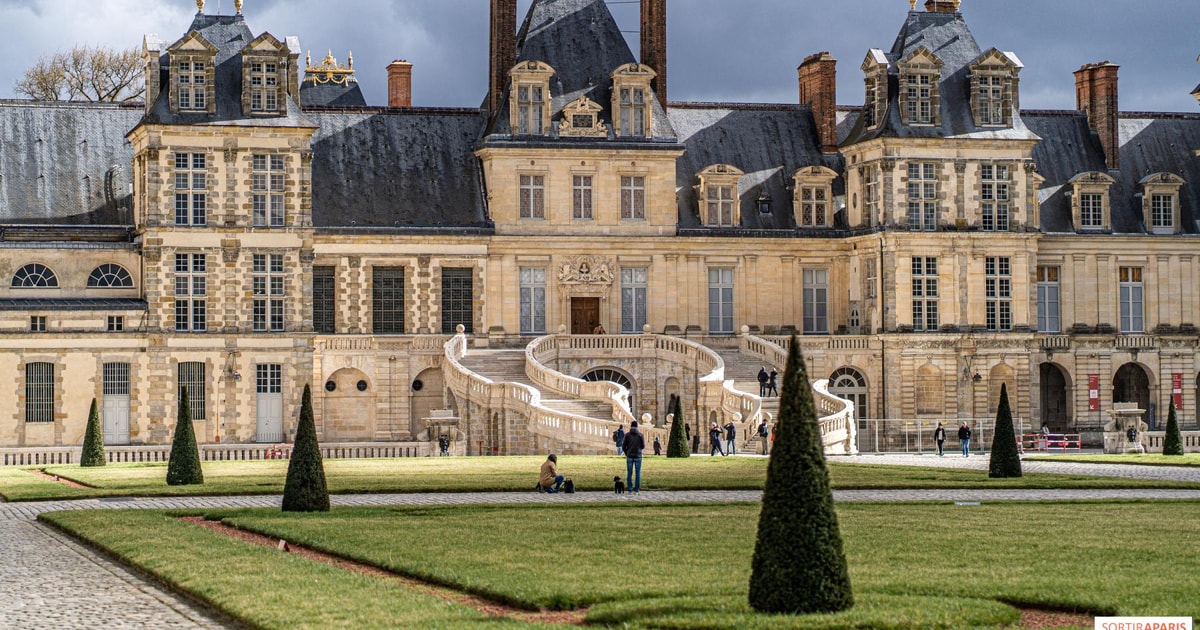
[622,419,646,493]
[958,422,972,457]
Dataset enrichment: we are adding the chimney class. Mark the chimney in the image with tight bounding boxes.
[799,52,838,154]
[924,0,961,12]
[489,0,517,112]
[387,60,413,108]
[640,0,667,104]
[1074,62,1120,170]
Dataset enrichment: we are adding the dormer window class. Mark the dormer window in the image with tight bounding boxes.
[861,50,889,129]
[241,34,291,117]
[558,96,606,138]
[793,166,838,228]
[697,164,743,227]
[178,60,207,110]
[509,61,555,136]
[898,48,943,126]
[969,49,1022,128]
[249,61,279,112]
[1140,172,1185,234]
[611,64,656,139]
[167,31,217,115]
[1069,171,1116,232]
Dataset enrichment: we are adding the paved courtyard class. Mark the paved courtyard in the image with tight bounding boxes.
[2,454,1198,628]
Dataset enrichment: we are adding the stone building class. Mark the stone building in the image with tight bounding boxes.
[1,0,1199,454]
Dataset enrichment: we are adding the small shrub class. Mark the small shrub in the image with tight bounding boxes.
[666,394,689,458]
[283,384,329,512]
[80,398,105,467]
[166,387,204,486]
[988,383,1022,478]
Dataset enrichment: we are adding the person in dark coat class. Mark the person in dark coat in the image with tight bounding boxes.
[757,367,769,397]
[934,422,946,457]
[767,368,779,397]
[613,424,625,455]
[652,435,662,455]
[723,420,737,455]
[622,421,646,493]
[958,422,972,457]
[709,422,725,456]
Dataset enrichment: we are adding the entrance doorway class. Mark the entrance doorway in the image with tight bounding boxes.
[102,362,131,444]
[829,367,869,420]
[1039,363,1070,430]
[571,297,600,334]
[255,364,284,443]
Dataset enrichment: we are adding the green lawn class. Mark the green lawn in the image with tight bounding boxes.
[5,456,1198,501]
[1026,453,1200,467]
[43,501,1200,628]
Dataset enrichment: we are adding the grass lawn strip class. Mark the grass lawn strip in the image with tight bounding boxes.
[40,509,555,630]
[7,456,1199,502]
[180,515,586,626]
[1026,453,1200,467]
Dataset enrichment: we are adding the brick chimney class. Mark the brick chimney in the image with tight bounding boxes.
[387,60,412,108]
[489,0,517,112]
[799,52,838,154]
[640,0,667,103]
[924,0,961,12]
[1075,62,1120,170]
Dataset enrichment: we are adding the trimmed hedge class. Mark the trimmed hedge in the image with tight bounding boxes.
[988,383,1022,478]
[666,394,689,458]
[166,387,204,486]
[80,398,105,467]
[1163,402,1184,456]
[283,384,330,512]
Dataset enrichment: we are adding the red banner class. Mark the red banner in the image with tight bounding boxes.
[1088,374,1100,411]
[1172,373,1184,411]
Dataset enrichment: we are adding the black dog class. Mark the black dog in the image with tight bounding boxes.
[613,476,625,494]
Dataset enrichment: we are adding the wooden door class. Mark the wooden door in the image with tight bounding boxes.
[571,298,600,334]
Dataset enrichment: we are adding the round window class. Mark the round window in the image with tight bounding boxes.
[356,380,368,392]
[412,379,424,392]
[324,380,337,392]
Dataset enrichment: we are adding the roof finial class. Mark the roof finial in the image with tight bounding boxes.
[909,0,916,8]
[196,0,204,13]
[235,0,242,14]
[348,51,354,69]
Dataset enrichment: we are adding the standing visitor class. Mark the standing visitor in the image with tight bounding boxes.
[652,435,662,455]
[767,368,779,397]
[613,424,625,455]
[757,367,769,397]
[709,422,725,456]
[724,420,737,455]
[758,419,770,455]
[958,422,972,457]
[622,421,646,493]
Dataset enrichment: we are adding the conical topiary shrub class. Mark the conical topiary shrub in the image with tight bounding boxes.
[283,384,329,512]
[166,386,204,486]
[988,383,1022,478]
[666,394,689,458]
[80,398,105,467]
[1163,401,1184,456]
[749,336,853,614]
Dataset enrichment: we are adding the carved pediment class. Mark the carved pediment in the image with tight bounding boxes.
[557,256,614,285]
[557,96,607,138]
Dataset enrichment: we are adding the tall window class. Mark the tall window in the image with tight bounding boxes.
[863,167,880,226]
[1080,193,1104,229]
[800,187,828,227]
[619,87,647,137]
[174,253,207,332]
[519,175,545,219]
[519,268,546,335]
[177,362,206,421]
[865,259,878,300]
[907,163,937,231]
[706,184,736,226]
[174,153,207,226]
[708,268,734,334]
[1119,267,1144,333]
[441,268,474,334]
[803,269,829,334]
[911,257,939,332]
[981,164,1010,231]
[372,267,405,334]
[517,84,544,135]
[985,257,1012,332]
[312,266,335,334]
[1151,194,1174,232]
[975,75,1006,125]
[905,73,935,124]
[25,363,54,423]
[572,175,593,220]
[621,176,646,220]
[621,268,648,333]
[178,60,206,110]
[1037,266,1060,333]
[252,253,285,332]
[252,154,285,227]
[248,61,278,113]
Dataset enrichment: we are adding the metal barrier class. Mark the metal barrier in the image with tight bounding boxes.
[1020,433,1082,452]
[856,418,1029,454]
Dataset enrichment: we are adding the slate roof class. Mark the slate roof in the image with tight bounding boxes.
[139,14,314,129]
[0,298,147,311]
[842,10,1039,145]
[0,101,140,225]
[305,108,490,229]
[300,80,367,108]
[483,0,675,143]
[668,103,843,231]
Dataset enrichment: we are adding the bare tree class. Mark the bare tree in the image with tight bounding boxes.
[15,45,144,102]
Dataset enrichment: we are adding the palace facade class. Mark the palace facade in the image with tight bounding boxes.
[2,0,1199,454]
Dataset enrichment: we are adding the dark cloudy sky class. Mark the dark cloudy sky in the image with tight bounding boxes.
[1,0,1197,112]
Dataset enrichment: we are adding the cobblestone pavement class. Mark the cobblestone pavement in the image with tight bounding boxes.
[4,456,1199,628]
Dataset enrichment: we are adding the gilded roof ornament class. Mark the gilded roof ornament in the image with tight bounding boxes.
[235,0,243,14]
[303,50,357,86]
[196,0,204,13]
[910,0,916,8]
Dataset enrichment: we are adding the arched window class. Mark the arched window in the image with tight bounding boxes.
[12,264,58,288]
[88,264,134,288]
[829,367,869,420]
[582,368,636,414]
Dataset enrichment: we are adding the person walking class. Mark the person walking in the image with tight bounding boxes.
[622,420,646,493]
[758,418,770,455]
[958,422,972,457]
[613,424,625,456]
[652,435,662,455]
[934,422,946,457]
[723,420,737,455]
[757,367,769,397]
[767,368,779,397]
[709,422,725,456]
